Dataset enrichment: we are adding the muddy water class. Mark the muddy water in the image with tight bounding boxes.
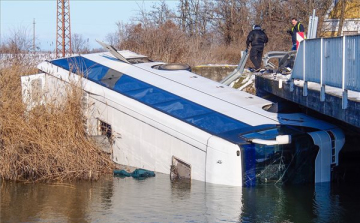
[1,174,360,223]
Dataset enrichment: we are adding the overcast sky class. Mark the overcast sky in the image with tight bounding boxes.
[0,0,177,51]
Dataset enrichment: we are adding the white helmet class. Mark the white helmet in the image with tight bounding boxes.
[252,25,261,30]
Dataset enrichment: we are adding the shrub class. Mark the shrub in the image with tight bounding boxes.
[0,62,114,182]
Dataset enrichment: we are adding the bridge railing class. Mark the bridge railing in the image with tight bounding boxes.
[291,35,360,109]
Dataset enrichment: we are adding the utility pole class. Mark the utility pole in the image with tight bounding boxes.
[56,0,72,58]
[33,18,36,52]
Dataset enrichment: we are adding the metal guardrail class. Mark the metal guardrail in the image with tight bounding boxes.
[291,35,360,109]
[220,49,249,86]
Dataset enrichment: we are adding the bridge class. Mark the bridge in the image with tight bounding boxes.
[256,35,360,130]
[254,35,360,181]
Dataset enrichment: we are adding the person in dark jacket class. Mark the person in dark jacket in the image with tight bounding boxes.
[246,25,268,71]
[287,18,305,50]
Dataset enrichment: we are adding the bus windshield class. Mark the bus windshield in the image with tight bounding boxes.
[240,134,318,187]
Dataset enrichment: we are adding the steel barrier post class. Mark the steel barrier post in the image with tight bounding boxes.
[320,38,325,101]
[303,40,308,96]
[342,35,348,109]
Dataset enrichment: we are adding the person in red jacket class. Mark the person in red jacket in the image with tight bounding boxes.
[246,25,268,72]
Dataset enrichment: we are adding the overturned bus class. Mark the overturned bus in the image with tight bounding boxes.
[21,43,344,187]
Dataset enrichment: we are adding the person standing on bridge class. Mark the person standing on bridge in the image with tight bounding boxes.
[246,25,268,72]
[287,18,305,50]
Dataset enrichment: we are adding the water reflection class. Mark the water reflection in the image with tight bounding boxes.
[1,180,99,223]
[241,185,316,222]
[1,176,360,223]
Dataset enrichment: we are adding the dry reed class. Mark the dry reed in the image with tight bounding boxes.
[0,60,114,182]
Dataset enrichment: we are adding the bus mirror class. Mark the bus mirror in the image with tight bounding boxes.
[251,135,291,145]
[276,135,291,144]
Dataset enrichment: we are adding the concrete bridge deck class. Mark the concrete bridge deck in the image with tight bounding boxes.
[255,73,360,129]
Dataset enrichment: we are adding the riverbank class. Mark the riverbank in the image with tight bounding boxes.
[0,60,114,182]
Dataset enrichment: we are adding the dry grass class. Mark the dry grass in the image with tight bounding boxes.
[118,22,278,67]
[0,60,114,182]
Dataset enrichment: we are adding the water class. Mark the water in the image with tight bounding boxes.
[1,174,360,223]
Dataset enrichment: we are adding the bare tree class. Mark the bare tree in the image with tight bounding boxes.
[148,0,175,26]
[211,0,249,45]
[334,0,360,36]
[2,26,32,54]
[105,32,120,47]
[71,33,90,54]
[176,0,214,38]
[337,0,347,36]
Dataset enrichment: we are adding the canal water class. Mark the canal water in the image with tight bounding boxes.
[1,174,360,223]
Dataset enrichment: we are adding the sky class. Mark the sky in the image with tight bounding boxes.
[0,0,178,51]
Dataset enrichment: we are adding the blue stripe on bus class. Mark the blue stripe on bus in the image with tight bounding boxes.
[51,57,109,83]
[50,56,249,141]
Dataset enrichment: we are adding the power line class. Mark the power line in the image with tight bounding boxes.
[33,18,36,52]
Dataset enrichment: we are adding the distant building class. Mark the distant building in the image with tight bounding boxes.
[322,0,360,36]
